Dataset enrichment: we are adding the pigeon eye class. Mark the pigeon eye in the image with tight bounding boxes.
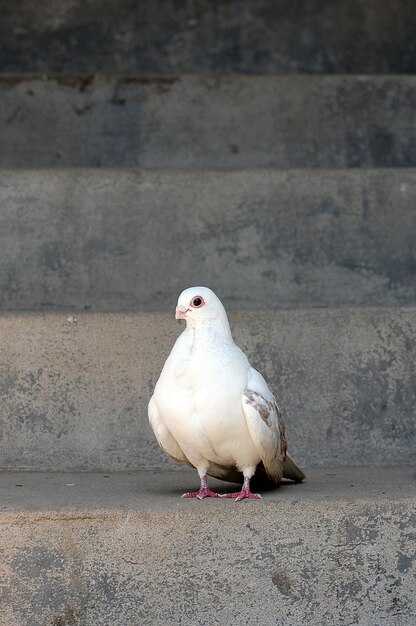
[191,296,204,308]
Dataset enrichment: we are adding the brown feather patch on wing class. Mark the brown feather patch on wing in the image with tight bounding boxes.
[244,388,287,460]
[244,389,273,426]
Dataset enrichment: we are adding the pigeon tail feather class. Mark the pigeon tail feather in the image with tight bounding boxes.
[282,455,306,482]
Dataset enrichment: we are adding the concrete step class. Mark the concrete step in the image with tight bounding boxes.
[0,467,415,626]
[0,308,414,471]
[2,75,416,167]
[1,168,415,311]
[1,0,416,75]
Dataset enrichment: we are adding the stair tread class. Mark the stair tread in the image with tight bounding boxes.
[1,466,415,516]
[2,465,415,626]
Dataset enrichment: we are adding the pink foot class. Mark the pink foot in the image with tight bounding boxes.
[222,488,262,502]
[221,476,262,501]
[181,487,222,500]
[181,475,222,500]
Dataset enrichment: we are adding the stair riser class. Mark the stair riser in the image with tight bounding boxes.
[1,169,416,311]
[0,309,414,470]
[2,76,416,167]
[1,0,416,74]
[1,501,415,626]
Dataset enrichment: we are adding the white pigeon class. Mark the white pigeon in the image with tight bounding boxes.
[148,286,305,501]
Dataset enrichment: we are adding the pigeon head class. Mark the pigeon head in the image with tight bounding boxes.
[175,286,227,326]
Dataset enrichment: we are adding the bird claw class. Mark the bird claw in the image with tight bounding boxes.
[181,488,222,499]
[222,489,262,502]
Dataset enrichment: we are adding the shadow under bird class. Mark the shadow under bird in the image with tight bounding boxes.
[148,286,305,501]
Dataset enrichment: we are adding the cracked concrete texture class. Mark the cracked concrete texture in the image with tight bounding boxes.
[1,168,415,311]
[2,75,416,167]
[0,468,415,626]
[0,308,415,470]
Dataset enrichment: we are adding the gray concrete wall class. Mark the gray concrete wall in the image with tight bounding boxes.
[1,0,416,74]
[0,309,414,470]
[2,75,416,167]
[1,169,415,311]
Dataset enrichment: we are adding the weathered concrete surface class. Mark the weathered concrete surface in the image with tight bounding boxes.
[1,0,416,75]
[0,309,414,470]
[0,468,415,626]
[1,467,414,512]
[1,168,416,311]
[2,75,416,167]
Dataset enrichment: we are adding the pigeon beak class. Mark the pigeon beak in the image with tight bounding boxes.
[175,305,188,320]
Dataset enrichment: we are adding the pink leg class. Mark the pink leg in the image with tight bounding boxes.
[222,476,262,502]
[181,474,222,500]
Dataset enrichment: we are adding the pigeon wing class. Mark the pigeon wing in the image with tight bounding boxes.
[242,367,286,484]
[148,396,194,467]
